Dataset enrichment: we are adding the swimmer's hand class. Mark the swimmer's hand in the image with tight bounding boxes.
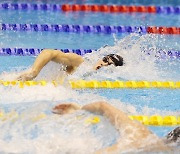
[16,70,37,81]
[52,103,81,115]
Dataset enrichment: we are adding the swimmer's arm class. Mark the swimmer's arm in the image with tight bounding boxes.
[82,102,133,153]
[82,101,132,129]
[52,102,170,153]
[53,101,132,128]
[17,49,65,81]
[83,102,162,139]
[31,49,63,75]
[54,101,147,130]
[84,102,170,153]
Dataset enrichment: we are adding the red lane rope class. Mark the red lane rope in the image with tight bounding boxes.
[62,4,157,13]
[147,26,180,35]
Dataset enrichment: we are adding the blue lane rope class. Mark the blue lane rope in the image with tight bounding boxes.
[0,23,147,34]
[1,24,179,35]
[156,6,180,14]
[0,48,179,58]
[0,48,92,56]
[0,3,61,11]
[0,3,179,14]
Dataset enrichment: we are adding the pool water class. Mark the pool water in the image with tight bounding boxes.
[0,0,179,153]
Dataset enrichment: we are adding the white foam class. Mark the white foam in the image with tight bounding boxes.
[0,34,179,153]
[70,34,168,81]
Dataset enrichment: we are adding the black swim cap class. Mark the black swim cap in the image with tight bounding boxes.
[103,54,124,66]
[165,127,180,144]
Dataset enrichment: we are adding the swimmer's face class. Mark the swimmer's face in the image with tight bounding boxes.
[94,57,113,70]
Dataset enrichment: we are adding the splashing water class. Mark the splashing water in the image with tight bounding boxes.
[0,34,179,153]
[0,33,179,82]
[71,33,179,81]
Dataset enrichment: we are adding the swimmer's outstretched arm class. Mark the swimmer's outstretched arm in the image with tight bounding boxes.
[17,49,83,81]
[52,102,170,153]
[17,49,64,81]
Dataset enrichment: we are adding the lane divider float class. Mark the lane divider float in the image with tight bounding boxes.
[128,115,180,126]
[0,3,61,11]
[62,4,180,14]
[1,23,179,35]
[0,80,180,89]
[0,47,179,59]
[69,80,180,89]
[0,48,92,56]
[0,3,179,14]
[0,110,179,126]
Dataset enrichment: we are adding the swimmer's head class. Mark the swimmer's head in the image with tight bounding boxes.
[94,54,124,70]
[164,127,180,145]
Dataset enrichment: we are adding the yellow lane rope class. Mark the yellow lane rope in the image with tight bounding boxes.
[0,80,180,88]
[0,110,179,126]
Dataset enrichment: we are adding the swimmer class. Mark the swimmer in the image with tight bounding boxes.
[17,49,124,81]
[52,101,179,153]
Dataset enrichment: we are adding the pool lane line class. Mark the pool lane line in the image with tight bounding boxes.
[0,48,179,59]
[0,24,180,35]
[0,80,180,89]
[0,110,179,126]
[62,4,180,14]
[0,3,179,14]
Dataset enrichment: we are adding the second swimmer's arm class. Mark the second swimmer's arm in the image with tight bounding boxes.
[82,102,170,153]
[82,101,131,129]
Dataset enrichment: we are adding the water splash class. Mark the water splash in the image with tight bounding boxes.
[0,34,179,153]
[71,33,179,81]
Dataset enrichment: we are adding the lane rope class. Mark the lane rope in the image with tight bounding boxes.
[1,23,179,35]
[0,47,179,58]
[0,110,179,126]
[0,80,180,89]
[0,48,92,56]
[62,4,180,14]
[0,3,179,14]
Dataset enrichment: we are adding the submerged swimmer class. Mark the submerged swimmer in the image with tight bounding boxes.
[17,49,124,81]
[52,101,180,153]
